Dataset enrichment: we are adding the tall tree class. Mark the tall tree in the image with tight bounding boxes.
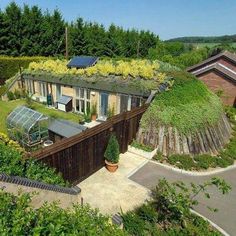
[20,5,43,56]
[3,2,22,56]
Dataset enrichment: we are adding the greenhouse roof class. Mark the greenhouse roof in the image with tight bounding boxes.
[7,106,48,132]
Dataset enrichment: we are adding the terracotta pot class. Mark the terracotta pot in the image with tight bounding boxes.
[91,114,97,121]
[105,160,118,172]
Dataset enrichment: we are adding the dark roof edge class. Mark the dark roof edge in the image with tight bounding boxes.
[187,51,236,72]
[22,73,154,97]
[193,64,236,84]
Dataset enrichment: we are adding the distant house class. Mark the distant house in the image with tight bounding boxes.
[187,51,236,107]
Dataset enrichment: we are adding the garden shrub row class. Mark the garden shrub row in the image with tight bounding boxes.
[0,140,68,187]
[0,56,47,81]
[153,128,236,170]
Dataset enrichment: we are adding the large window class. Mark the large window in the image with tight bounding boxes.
[75,88,90,114]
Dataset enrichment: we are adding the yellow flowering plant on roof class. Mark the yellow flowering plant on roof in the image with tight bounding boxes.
[27,58,166,81]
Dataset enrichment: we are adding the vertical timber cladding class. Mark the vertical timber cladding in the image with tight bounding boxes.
[33,104,148,184]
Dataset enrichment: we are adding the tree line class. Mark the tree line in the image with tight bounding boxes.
[167,35,236,44]
[0,2,158,58]
[1,2,235,69]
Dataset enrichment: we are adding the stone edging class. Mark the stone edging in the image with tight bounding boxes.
[190,209,230,236]
[149,160,236,176]
[128,145,157,160]
[0,173,81,195]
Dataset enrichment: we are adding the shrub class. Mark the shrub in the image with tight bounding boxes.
[153,151,164,162]
[216,154,234,168]
[135,203,158,223]
[0,141,67,186]
[193,154,217,169]
[0,191,125,236]
[121,211,147,236]
[14,89,21,99]
[7,91,15,100]
[104,134,120,164]
[131,140,154,152]
[91,102,97,116]
[225,106,236,125]
[0,84,7,96]
[168,154,196,170]
[0,56,47,82]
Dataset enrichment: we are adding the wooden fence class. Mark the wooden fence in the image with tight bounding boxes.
[33,104,149,185]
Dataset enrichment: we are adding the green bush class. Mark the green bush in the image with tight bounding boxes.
[14,89,21,99]
[131,140,154,152]
[223,138,236,160]
[225,106,236,125]
[0,191,125,236]
[122,178,228,235]
[0,84,7,96]
[0,56,47,82]
[168,154,196,170]
[135,203,158,223]
[216,154,234,168]
[193,154,217,169]
[153,151,164,162]
[0,141,67,186]
[121,211,147,236]
[7,91,15,100]
[104,134,120,164]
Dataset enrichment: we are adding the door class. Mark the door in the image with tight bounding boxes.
[100,93,108,118]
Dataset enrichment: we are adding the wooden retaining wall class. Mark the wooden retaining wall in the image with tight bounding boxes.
[33,105,148,184]
[137,113,232,156]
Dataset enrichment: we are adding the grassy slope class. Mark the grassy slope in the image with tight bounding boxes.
[0,99,83,134]
[141,72,223,134]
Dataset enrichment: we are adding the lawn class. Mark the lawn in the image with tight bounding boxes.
[0,99,83,135]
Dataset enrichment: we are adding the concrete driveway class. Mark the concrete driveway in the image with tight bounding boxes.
[130,161,236,236]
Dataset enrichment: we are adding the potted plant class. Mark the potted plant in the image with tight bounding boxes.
[107,105,115,119]
[91,103,97,121]
[104,134,120,172]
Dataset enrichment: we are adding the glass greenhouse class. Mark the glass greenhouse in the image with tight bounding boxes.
[6,106,49,148]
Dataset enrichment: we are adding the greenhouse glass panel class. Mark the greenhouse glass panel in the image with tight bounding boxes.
[6,106,49,149]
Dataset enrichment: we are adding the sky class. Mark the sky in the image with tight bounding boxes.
[0,0,235,40]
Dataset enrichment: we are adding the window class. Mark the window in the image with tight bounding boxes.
[56,84,61,100]
[25,79,35,94]
[75,88,90,114]
[131,96,141,109]
[39,82,47,97]
[120,95,129,113]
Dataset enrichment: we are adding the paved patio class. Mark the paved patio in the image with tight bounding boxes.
[78,152,150,215]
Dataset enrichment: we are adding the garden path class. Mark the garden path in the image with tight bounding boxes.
[78,152,150,214]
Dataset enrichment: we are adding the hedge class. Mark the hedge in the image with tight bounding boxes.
[0,56,47,81]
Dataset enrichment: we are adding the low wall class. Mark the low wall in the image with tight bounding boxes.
[0,173,81,208]
[137,113,232,156]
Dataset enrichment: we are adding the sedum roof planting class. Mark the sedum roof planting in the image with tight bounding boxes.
[23,59,173,96]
